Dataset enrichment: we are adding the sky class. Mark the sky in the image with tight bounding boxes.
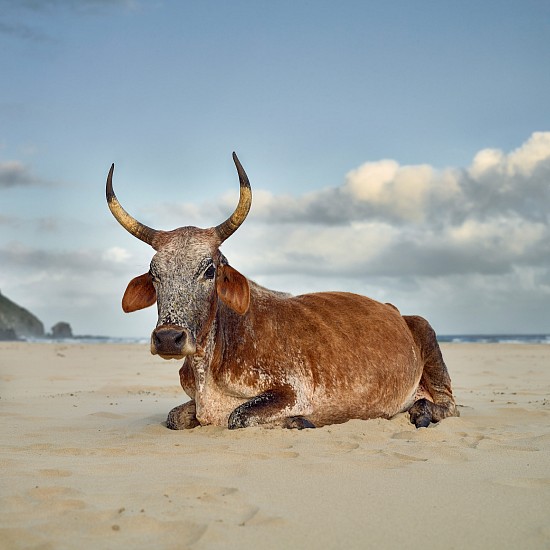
[0,0,549,338]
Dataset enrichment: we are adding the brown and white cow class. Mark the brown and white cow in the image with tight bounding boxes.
[106,153,458,430]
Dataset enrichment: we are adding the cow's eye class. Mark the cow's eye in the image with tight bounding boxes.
[204,265,216,280]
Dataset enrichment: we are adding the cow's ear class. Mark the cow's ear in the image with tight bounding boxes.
[122,272,157,313]
[216,265,250,315]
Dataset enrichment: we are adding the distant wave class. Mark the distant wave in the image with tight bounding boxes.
[437,334,550,345]
[19,334,550,345]
[22,336,150,345]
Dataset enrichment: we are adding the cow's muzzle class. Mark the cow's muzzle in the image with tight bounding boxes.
[150,324,196,359]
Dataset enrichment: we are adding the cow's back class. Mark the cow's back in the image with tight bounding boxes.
[219,286,422,426]
[291,292,421,425]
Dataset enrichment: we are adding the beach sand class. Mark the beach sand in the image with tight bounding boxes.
[1,342,549,549]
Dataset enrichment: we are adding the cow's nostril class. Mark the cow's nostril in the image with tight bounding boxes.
[153,331,162,349]
[174,332,184,347]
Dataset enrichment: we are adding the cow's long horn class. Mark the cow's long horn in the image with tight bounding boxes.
[214,152,252,243]
[106,164,160,247]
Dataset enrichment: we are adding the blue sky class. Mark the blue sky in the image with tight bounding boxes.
[1,0,549,337]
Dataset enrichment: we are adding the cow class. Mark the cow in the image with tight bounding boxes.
[106,153,459,430]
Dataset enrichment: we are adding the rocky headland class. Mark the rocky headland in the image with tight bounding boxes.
[0,290,73,341]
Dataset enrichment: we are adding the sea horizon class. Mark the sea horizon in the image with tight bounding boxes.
[14,333,550,345]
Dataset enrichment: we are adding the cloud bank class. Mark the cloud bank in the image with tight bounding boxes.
[124,132,549,335]
[1,133,548,335]
[155,132,550,283]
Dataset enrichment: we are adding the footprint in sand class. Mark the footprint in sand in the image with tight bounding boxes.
[38,469,72,478]
[88,411,126,419]
[161,483,282,529]
[492,477,550,489]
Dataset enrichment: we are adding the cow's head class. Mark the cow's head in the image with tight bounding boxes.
[106,153,252,360]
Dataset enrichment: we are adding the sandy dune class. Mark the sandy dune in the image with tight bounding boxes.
[1,342,549,549]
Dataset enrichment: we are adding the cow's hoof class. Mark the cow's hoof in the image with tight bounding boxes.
[166,401,200,430]
[409,398,433,428]
[283,416,316,429]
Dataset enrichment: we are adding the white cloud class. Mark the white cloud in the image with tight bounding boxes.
[0,160,47,188]
[102,246,132,264]
[0,241,153,336]
[506,132,550,177]
[197,132,550,333]
[469,148,505,179]
[469,132,550,179]
[344,159,399,202]
[343,161,449,223]
[156,132,550,232]
[152,132,550,278]
[1,132,549,335]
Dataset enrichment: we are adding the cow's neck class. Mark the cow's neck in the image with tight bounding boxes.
[191,313,249,425]
[191,317,218,383]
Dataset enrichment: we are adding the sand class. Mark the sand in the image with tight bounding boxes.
[1,342,549,550]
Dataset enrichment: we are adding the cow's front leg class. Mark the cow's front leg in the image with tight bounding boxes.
[179,360,196,399]
[228,388,315,430]
[166,400,200,430]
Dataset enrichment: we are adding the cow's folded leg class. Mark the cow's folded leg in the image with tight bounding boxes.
[228,391,279,429]
[228,389,312,429]
[166,400,200,430]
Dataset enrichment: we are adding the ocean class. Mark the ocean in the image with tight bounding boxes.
[20,334,550,345]
[437,334,550,344]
